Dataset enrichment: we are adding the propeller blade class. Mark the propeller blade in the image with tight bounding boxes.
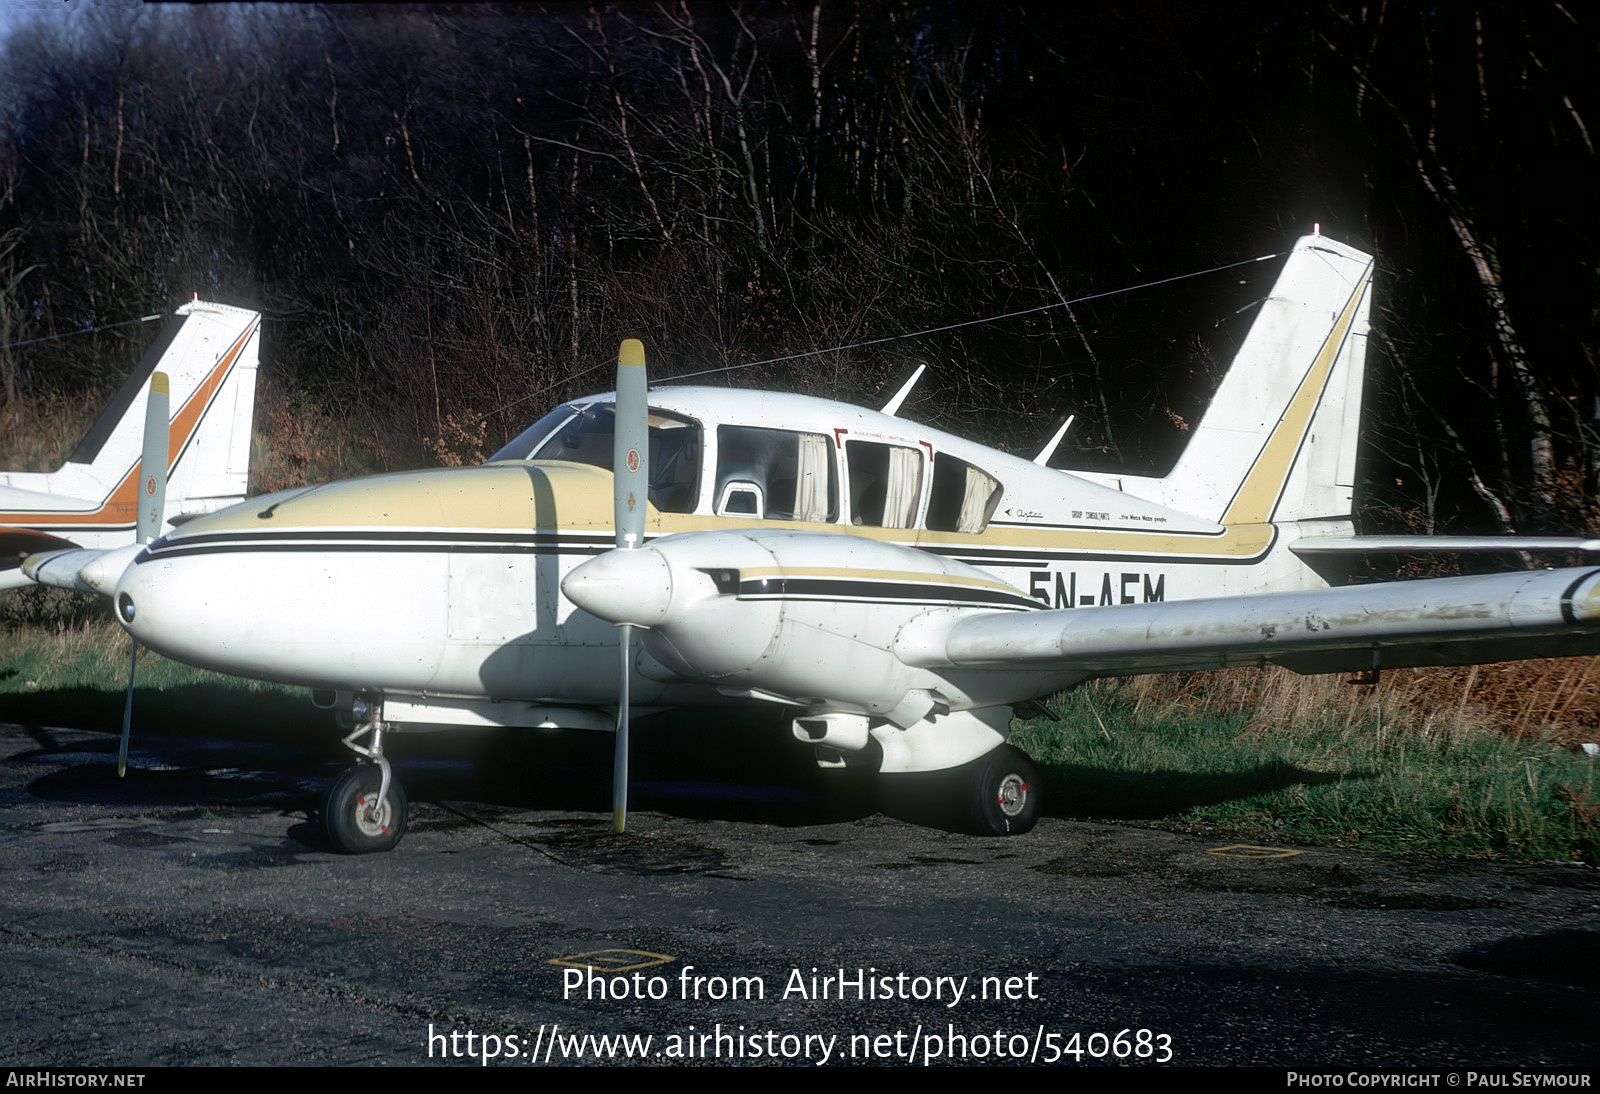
[610,339,648,833]
[613,624,632,833]
[138,372,170,545]
[119,641,136,779]
[614,339,648,550]
[121,371,169,779]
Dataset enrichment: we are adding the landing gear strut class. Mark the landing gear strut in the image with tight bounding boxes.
[321,694,407,853]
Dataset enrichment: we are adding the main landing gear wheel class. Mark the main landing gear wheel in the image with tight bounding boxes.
[966,744,1041,836]
[321,765,408,854]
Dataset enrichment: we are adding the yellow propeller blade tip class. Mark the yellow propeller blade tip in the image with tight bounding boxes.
[619,340,644,369]
[612,807,627,834]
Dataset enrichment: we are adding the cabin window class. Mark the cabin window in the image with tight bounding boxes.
[926,454,1003,534]
[714,426,837,522]
[846,440,923,528]
[490,403,702,514]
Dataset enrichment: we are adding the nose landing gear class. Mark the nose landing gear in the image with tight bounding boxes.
[321,763,408,853]
[320,692,407,853]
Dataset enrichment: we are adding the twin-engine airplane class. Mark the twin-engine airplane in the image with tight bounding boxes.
[0,300,260,588]
[25,234,1600,852]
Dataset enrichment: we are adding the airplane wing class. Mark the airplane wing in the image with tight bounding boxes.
[21,544,143,596]
[1290,535,1600,556]
[0,529,83,590]
[905,566,1600,677]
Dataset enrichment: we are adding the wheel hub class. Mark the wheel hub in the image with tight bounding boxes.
[354,792,393,837]
[996,773,1029,818]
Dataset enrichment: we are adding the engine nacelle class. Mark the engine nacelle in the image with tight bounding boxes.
[563,528,1042,722]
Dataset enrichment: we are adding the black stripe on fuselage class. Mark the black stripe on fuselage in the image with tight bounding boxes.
[139,528,616,562]
[736,576,1039,611]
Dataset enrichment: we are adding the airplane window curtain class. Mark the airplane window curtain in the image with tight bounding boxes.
[883,446,923,529]
[957,465,1000,534]
[795,432,830,523]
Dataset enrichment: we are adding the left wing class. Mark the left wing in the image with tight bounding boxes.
[902,566,1600,677]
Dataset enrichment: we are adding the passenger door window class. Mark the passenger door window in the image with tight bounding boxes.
[846,440,923,528]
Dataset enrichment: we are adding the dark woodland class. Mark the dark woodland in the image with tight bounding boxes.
[0,1,1595,537]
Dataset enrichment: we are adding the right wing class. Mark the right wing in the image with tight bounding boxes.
[22,544,145,596]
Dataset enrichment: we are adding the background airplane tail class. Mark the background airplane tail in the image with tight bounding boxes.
[1137,233,1375,527]
[65,300,260,521]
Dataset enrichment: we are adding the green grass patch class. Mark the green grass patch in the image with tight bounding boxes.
[0,598,327,741]
[1013,673,1600,862]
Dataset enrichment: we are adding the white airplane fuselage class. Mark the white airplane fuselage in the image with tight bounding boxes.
[114,233,1382,747]
[114,382,1342,724]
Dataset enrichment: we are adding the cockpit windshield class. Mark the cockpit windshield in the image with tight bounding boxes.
[485,404,582,465]
[485,401,702,514]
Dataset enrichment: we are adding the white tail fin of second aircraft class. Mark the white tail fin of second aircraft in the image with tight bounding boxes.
[0,300,260,559]
[1114,233,1375,527]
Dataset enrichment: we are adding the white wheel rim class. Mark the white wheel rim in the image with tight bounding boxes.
[354,792,392,838]
[996,773,1029,818]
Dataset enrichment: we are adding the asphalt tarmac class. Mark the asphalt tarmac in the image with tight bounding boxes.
[3,715,1598,1068]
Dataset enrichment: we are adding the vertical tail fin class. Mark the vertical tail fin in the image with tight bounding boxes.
[1141,234,1375,526]
[68,300,259,522]
[158,301,260,517]
[0,300,260,540]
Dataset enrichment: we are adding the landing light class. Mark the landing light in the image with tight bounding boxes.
[117,593,135,624]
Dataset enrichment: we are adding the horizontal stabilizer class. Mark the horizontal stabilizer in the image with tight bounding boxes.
[0,299,260,576]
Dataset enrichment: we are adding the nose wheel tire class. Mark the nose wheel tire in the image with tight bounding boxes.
[321,764,407,853]
[966,744,1040,836]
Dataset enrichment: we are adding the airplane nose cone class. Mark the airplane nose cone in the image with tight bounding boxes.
[562,547,673,627]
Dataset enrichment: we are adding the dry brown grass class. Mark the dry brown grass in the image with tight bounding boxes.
[1113,658,1600,748]
[0,389,103,471]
